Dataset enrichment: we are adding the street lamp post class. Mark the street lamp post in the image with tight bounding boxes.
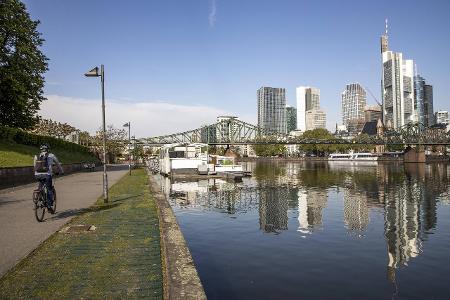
[123,122,131,175]
[85,65,108,203]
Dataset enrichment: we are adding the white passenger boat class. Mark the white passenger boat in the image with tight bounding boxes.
[328,152,378,161]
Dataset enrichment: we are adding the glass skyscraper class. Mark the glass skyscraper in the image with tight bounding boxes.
[257,87,287,133]
[414,75,434,127]
[286,106,297,133]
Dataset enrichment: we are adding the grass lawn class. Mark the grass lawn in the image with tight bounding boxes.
[0,168,163,298]
[0,140,99,167]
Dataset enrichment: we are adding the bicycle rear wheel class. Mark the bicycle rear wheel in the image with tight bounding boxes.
[50,188,57,214]
[34,192,46,222]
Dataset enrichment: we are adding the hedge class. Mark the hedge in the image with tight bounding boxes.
[0,125,91,154]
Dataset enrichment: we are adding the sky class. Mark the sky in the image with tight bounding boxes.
[23,0,450,138]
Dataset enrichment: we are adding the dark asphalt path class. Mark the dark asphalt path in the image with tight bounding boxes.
[0,165,128,277]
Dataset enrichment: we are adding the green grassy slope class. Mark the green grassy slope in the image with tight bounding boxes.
[0,140,99,167]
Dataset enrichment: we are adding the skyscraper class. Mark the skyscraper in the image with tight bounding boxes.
[296,86,324,131]
[414,75,434,127]
[414,75,425,126]
[286,106,297,133]
[381,21,416,129]
[341,83,366,127]
[257,87,287,133]
[424,84,434,126]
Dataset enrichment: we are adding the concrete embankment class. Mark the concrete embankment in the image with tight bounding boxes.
[148,172,207,300]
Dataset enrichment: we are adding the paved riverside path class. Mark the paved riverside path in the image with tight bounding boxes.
[0,165,128,277]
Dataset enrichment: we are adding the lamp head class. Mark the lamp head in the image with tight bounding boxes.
[84,67,100,77]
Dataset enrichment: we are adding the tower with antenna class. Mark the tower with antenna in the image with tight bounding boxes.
[380,19,416,129]
[380,18,389,53]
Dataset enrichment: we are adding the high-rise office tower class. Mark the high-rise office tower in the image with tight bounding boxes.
[286,106,297,133]
[414,75,434,127]
[257,87,287,133]
[414,75,425,126]
[424,84,434,126]
[341,83,366,126]
[381,20,416,129]
[296,86,321,131]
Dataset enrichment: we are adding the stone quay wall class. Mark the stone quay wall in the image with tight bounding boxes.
[0,163,93,189]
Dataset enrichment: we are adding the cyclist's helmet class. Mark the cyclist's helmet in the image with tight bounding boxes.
[40,144,49,152]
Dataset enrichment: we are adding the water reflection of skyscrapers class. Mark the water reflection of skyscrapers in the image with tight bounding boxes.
[259,188,289,233]
[297,189,327,233]
[343,190,369,233]
[383,179,421,283]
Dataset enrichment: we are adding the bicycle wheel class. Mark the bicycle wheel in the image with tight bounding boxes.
[34,191,46,222]
[50,188,57,214]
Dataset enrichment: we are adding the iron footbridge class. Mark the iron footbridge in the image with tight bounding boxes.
[139,120,450,146]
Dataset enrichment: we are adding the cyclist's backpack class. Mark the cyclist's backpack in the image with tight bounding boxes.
[34,153,49,173]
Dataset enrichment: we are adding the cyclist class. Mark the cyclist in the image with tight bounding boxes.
[33,144,64,212]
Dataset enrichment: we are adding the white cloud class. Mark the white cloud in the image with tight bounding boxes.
[208,0,217,27]
[40,95,238,138]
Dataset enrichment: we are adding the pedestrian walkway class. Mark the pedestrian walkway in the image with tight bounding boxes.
[0,165,127,277]
[0,168,163,298]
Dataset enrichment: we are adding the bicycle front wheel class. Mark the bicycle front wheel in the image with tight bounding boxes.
[34,192,46,222]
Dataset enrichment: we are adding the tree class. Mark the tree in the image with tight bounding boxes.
[0,0,48,129]
[351,133,375,152]
[29,118,77,139]
[78,131,91,146]
[91,125,127,163]
[252,137,286,157]
[298,128,343,156]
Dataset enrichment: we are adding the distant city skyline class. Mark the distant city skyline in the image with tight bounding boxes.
[22,0,450,137]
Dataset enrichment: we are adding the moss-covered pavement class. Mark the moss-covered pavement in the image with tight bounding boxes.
[0,169,163,299]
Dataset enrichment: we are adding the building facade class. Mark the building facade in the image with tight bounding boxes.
[257,87,287,133]
[435,111,449,124]
[381,29,416,129]
[305,109,326,130]
[364,105,382,122]
[341,83,366,127]
[296,86,323,131]
[424,84,434,126]
[414,76,434,127]
[286,106,297,133]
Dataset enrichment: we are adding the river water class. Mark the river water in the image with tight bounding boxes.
[157,161,450,299]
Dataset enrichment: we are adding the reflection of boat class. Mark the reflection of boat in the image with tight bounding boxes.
[329,152,378,161]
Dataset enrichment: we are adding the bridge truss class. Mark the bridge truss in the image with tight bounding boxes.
[139,120,450,146]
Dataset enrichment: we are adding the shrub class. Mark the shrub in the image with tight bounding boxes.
[0,125,91,154]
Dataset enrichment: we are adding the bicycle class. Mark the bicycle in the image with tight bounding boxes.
[33,178,57,222]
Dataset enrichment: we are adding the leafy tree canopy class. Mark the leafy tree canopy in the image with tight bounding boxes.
[298,128,348,155]
[28,118,78,139]
[0,0,48,129]
[252,137,286,157]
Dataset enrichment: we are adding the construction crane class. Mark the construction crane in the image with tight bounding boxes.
[363,85,382,107]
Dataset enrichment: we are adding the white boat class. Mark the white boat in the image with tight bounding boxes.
[329,152,378,161]
[209,155,243,173]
